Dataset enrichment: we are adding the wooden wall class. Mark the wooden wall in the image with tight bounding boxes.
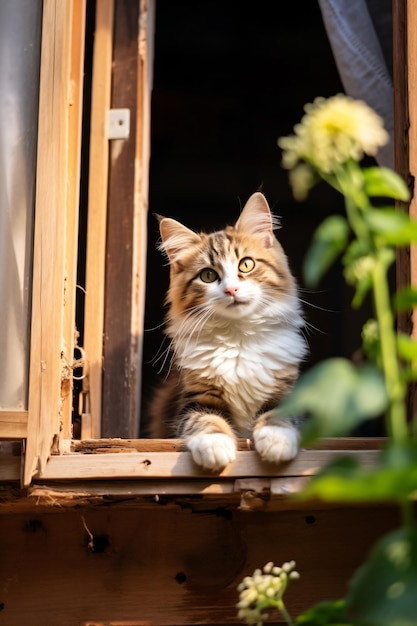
[0,502,398,625]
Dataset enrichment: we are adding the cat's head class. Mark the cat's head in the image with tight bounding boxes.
[158,192,298,321]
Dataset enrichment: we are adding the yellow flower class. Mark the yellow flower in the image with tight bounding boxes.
[278,94,389,182]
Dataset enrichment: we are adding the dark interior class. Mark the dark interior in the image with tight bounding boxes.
[141,0,376,427]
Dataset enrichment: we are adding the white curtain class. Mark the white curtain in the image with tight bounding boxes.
[318,0,394,169]
[0,1,42,408]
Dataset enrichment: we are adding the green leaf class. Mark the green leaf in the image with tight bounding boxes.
[363,167,410,201]
[295,600,350,625]
[346,527,417,626]
[297,456,373,502]
[394,287,417,313]
[343,239,371,266]
[397,333,417,362]
[274,358,388,445]
[303,215,349,288]
[401,366,417,384]
[298,441,417,503]
[364,207,417,246]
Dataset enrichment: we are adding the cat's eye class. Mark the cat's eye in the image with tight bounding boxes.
[238,257,255,273]
[200,268,219,283]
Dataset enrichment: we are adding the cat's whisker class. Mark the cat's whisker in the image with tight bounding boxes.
[157,308,203,375]
[152,310,201,369]
[174,306,213,361]
[152,336,180,372]
[155,342,174,375]
[303,319,328,337]
[151,303,209,331]
[162,304,213,377]
[184,306,215,354]
[281,293,330,337]
[144,319,167,332]
[147,334,171,365]
[256,295,300,324]
[297,297,339,314]
[295,288,341,315]
[156,308,202,374]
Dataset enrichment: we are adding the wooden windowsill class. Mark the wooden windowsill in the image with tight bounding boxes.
[0,437,385,512]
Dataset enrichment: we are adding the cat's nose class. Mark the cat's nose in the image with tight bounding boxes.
[224,286,239,297]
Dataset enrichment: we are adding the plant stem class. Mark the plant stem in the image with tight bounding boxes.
[371,256,408,443]
[337,161,371,242]
[338,164,408,443]
[277,600,294,626]
[344,196,369,242]
[401,497,415,529]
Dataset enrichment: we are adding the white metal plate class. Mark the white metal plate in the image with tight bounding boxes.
[107,108,130,139]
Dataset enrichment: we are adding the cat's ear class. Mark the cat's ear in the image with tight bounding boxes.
[235,192,278,248]
[158,216,201,263]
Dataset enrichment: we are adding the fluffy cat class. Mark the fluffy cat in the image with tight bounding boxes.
[149,192,308,471]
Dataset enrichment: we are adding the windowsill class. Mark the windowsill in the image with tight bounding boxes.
[0,437,384,512]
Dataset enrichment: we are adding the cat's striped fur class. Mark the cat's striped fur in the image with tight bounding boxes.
[149,192,308,471]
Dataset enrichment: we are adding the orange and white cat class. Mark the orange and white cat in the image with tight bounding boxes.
[149,192,308,471]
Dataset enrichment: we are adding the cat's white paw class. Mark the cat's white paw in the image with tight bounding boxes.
[187,433,236,471]
[253,424,299,463]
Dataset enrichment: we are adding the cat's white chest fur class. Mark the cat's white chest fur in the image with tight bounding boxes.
[172,309,307,433]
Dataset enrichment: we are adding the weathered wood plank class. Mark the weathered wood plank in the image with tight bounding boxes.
[82,0,115,439]
[130,0,155,434]
[27,476,311,512]
[101,0,140,438]
[405,0,417,421]
[83,623,151,626]
[61,0,87,440]
[71,436,385,454]
[37,448,379,481]
[0,411,28,439]
[25,0,75,485]
[394,0,410,328]
[0,456,21,482]
[0,506,399,625]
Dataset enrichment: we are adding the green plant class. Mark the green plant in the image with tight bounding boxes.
[236,561,300,626]
[237,94,417,625]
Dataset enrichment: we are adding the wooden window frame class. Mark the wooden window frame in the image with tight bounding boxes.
[81,0,153,440]
[0,0,414,500]
[5,438,383,509]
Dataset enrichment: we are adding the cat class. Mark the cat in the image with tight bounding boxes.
[148,191,308,471]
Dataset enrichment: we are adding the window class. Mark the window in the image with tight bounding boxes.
[0,0,410,491]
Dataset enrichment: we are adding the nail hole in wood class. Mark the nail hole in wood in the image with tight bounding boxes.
[23,519,44,533]
[85,533,110,553]
[175,572,187,584]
